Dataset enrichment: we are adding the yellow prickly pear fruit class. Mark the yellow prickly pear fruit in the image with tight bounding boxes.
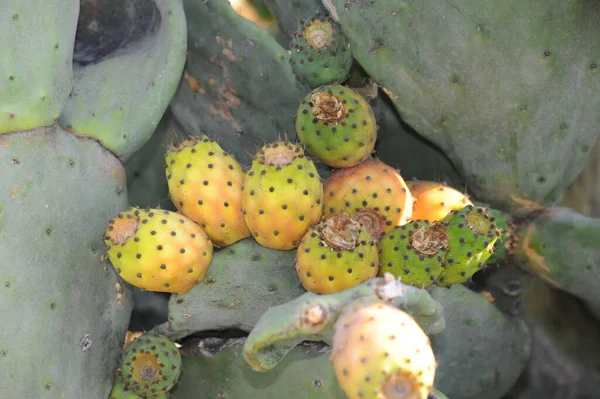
[331,302,437,399]
[296,212,380,294]
[165,136,251,248]
[104,207,213,294]
[242,141,324,250]
[407,180,472,222]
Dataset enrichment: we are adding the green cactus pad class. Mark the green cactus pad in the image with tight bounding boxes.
[243,275,444,372]
[289,13,353,88]
[0,126,132,398]
[58,0,187,161]
[170,340,346,398]
[152,238,305,341]
[0,0,78,133]
[429,284,531,399]
[295,84,377,168]
[516,206,600,308]
[109,378,168,399]
[377,221,447,287]
[119,333,182,396]
[437,205,500,286]
[324,0,600,214]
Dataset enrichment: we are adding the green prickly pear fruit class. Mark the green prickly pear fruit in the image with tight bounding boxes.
[104,207,214,294]
[323,159,413,231]
[289,12,353,88]
[165,135,251,248]
[407,180,473,222]
[118,333,181,396]
[109,378,168,399]
[377,221,448,288]
[295,84,377,168]
[437,205,501,287]
[296,212,379,294]
[241,141,324,250]
[331,302,437,399]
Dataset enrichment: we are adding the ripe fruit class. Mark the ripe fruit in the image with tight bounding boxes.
[104,207,213,294]
[165,135,251,247]
[331,302,437,399]
[323,159,413,231]
[407,180,472,222]
[242,141,323,250]
[296,212,379,294]
[289,12,353,88]
[118,333,182,396]
[296,84,377,168]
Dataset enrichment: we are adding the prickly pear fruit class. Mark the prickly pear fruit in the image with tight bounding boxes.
[407,180,472,222]
[296,213,379,294]
[296,84,377,168]
[377,221,448,288]
[331,302,437,399]
[104,207,214,294]
[323,159,413,231]
[165,135,251,248]
[242,141,323,250]
[109,378,168,399]
[118,333,182,396]
[289,13,353,88]
[437,205,500,287]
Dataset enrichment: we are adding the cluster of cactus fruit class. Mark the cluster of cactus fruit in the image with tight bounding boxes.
[3,0,600,398]
[101,12,504,398]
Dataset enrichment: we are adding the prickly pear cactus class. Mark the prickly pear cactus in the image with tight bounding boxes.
[59,0,187,161]
[0,0,187,396]
[171,340,346,398]
[0,0,78,134]
[324,0,600,213]
[0,126,133,398]
[153,238,306,341]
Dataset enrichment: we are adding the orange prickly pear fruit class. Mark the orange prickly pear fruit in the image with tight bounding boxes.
[407,180,472,222]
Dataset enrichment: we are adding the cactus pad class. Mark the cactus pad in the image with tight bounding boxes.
[59,0,187,160]
[0,126,132,398]
[153,238,305,341]
[0,0,78,133]
[324,0,600,213]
